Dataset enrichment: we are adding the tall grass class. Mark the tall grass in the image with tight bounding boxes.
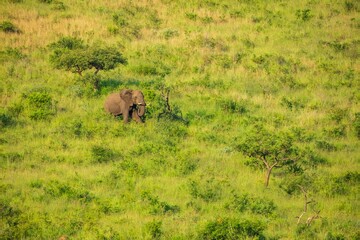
[1,0,359,239]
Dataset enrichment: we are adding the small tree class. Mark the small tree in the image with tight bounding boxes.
[236,126,301,187]
[49,37,127,91]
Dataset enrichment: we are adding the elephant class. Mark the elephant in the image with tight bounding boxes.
[104,89,146,123]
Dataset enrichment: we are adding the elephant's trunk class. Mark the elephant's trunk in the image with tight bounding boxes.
[138,104,146,117]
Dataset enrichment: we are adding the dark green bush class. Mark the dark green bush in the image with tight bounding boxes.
[43,180,94,202]
[218,99,248,114]
[198,217,266,240]
[320,173,359,197]
[0,152,24,163]
[0,48,25,62]
[0,21,21,33]
[162,28,179,39]
[315,140,337,151]
[141,191,180,215]
[325,232,346,240]
[119,159,143,176]
[145,220,163,240]
[188,178,222,202]
[38,0,53,3]
[323,125,346,138]
[296,9,312,21]
[0,110,14,128]
[48,36,85,50]
[51,1,67,10]
[91,145,118,163]
[280,97,305,111]
[174,155,198,176]
[23,90,56,120]
[226,192,277,216]
[0,200,30,239]
[279,174,314,195]
[185,12,198,21]
[344,1,358,12]
[328,108,348,123]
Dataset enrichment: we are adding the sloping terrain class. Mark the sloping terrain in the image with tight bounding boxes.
[0,0,359,239]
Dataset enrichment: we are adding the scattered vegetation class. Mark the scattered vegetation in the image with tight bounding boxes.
[0,0,358,239]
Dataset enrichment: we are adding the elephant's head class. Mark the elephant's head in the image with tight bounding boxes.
[120,89,146,116]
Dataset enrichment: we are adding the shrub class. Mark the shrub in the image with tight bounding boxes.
[51,1,67,10]
[23,90,56,120]
[218,99,248,114]
[315,140,337,151]
[43,180,94,202]
[91,145,118,163]
[174,155,198,176]
[141,191,180,215]
[226,192,277,216]
[0,152,24,163]
[188,178,222,202]
[197,217,266,240]
[280,97,305,111]
[162,28,179,39]
[185,12,198,21]
[0,48,25,62]
[296,9,312,21]
[48,36,85,50]
[145,220,163,240]
[0,21,21,33]
[325,232,346,240]
[323,125,346,138]
[0,200,29,239]
[0,110,14,128]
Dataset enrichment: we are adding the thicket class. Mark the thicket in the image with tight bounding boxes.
[0,0,359,239]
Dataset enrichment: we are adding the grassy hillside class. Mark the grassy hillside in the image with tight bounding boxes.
[1,0,359,239]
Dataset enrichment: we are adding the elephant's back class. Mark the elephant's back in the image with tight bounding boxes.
[104,93,122,115]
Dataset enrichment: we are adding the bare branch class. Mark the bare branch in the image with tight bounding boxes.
[306,211,321,226]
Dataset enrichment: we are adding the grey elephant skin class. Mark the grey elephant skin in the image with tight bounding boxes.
[104,89,146,123]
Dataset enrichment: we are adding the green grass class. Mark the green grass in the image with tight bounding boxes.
[1,0,359,239]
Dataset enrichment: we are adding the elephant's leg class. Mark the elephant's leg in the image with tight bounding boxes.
[123,111,130,123]
[132,111,143,123]
[132,111,142,123]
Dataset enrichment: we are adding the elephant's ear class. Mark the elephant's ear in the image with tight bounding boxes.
[120,89,133,106]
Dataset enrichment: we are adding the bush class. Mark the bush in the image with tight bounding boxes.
[174,155,198,176]
[48,36,85,50]
[315,140,337,151]
[0,21,21,33]
[0,110,14,128]
[43,180,94,202]
[296,9,312,21]
[0,48,25,62]
[23,90,56,120]
[145,220,163,240]
[225,192,277,216]
[218,99,248,114]
[188,178,222,202]
[141,191,180,215]
[91,145,119,163]
[198,217,266,240]
[0,200,29,239]
[0,151,23,161]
